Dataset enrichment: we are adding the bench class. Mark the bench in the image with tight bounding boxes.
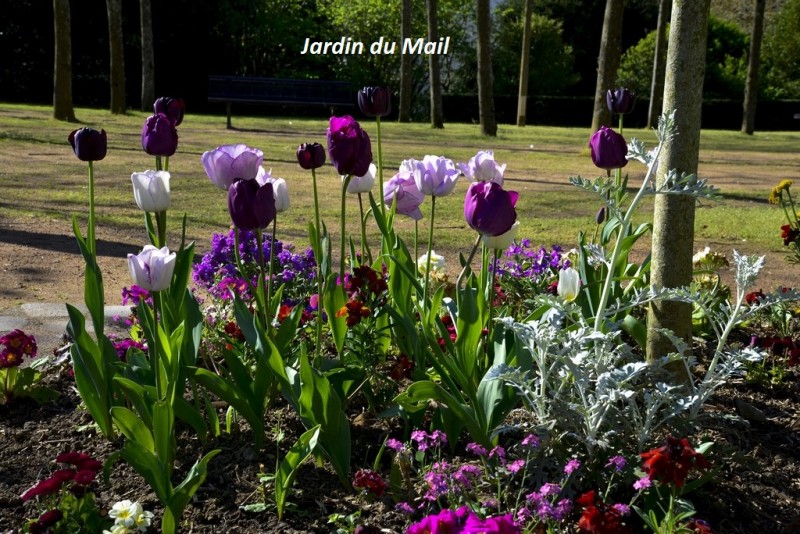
[208,75,354,129]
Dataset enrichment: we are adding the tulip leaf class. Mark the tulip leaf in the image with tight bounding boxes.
[111,406,154,453]
[72,215,105,337]
[113,376,154,428]
[166,449,221,534]
[153,399,176,469]
[275,425,320,520]
[323,273,347,355]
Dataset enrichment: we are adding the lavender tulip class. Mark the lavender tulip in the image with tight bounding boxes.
[141,113,178,157]
[228,178,276,231]
[327,115,372,177]
[296,143,326,170]
[127,245,176,292]
[457,150,506,185]
[464,181,519,236]
[346,163,376,194]
[202,144,264,190]
[589,126,629,171]
[153,97,185,126]
[606,88,636,115]
[68,128,107,161]
[131,170,171,212]
[357,86,392,117]
[384,171,424,221]
[413,155,459,197]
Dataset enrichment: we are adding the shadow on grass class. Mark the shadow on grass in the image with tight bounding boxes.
[0,227,138,258]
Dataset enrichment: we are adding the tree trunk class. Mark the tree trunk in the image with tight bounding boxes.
[427,0,444,128]
[591,0,625,132]
[398,0,413,122]
[516,0,534,126]
[140,0,155,111]
[647,0,671,129]
[53,0,75,122]
[107,0,126,114]
[646,0,712,371]
[741,0,766,134]
[476,0,497,136]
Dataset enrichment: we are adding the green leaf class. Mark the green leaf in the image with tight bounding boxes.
[152,400,176,468]
[113,376,154,428]
[111,407,154,453]
[323,273,347,354]
[72,215,105,336]
[166,449,221,534]
[275,425,320,520]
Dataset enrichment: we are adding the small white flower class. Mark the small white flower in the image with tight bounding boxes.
[131,170,171,212]
[103,525,131,534]
[692,246,711,265]
[135,509,154,532]
[557,267,581,302]
[481,221,520,250]
[346,163,376,194]
[109,499,143,528]
[417,250,445,274]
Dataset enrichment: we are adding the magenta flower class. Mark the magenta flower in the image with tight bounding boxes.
[466,442,488,456]
[326,115,372,177]
[358,86,392,117]
[464,181,519,237]
[385,438,406,452]
[507,459,526,474]
[458,150,506,185]
[68,127,107,161]
[564,458,581,475]
[521,434,540,449]
[589,126,628,171]
[605,455,627,472]
[141,113,178,157]
[463,513,520,533]
[202,144,264,191]
[633,475,652,491]
[383,171,424,220]
[413,155,459,197]
[227,178,276,231]
[153,96,185,126]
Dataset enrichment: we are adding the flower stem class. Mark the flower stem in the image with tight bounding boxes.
[155,211,167,249]
[423,196,436,309]
[164,156,170,172]
[87,161,96,257]
[358,193,371,265]
[151,290,163,400]
[340,176,352,278]
[488,248,498,342]
[414,220,419,261]
[268,219,277,318]
[456,234,482,295]
[376,117,385,220]
[233,228,257,306]
[156,156,162,172]
[311,167,323,359]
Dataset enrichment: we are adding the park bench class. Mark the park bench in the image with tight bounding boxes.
[207,75,354,129]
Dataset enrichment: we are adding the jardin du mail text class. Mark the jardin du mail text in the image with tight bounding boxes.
[301,36,451,55]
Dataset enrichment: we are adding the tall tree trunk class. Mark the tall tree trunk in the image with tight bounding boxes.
[53,0,75,122]
[516,0,534,126]
[741,0,766,134]
[476,0,497,136]
[140,0,155,111]
[591,0,625,132]
[646,0,712,370]
[398,0,412,122]
[107,0,126,114]
[427,0,444,128]
[647,0,671,129]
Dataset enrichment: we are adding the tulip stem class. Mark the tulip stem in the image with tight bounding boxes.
[151,290,163,400]
[423,196,436,310]
[156,156,162,172]
[340,175,352,278]
[268,220,277,319]
[155,211,167,249]
[456,234,482,297]
[164,156,170,172]
[414,220,419,261]
[311,168,323,360]
[376,117,385,220]
[488,248,499,345]
[358,193,372,265]
[87,161,96,257]
[233,228,257,311]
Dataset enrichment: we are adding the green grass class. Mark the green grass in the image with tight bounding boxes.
[0,102,798,266]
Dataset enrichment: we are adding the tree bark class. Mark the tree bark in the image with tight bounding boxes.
[476,0,497,136]
[646,0,712,370]
[53,0,75,122]
[516,0,534,126]
[398,0,413,122]
[591,0,625,132]
[647,0,671,129]
[741,0,766,134]
[107,0,126,114]
[140,0,155,111]
[427,0,444,128]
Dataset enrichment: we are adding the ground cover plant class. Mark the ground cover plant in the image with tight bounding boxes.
[1,97,799,533]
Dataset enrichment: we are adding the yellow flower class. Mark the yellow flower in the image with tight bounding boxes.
[769,179,794,204]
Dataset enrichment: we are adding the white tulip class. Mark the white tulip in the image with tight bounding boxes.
[127,245,176,292]
[481,221,520,250]
[256,167,290,212]
[417,250,446,274]
[346,163,376,194]
[131,170,170,212]
[557,267,581,303]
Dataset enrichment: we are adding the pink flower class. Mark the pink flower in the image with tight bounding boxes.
[564,458,581,475]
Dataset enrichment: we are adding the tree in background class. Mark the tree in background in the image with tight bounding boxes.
[427,0,444,128]
[516,0,534,126]
[106,0,126,114]
[53,0,75,121]
[647,0,670,129]
[760,0,800,98]
[399,0,413,122]
[741,0,766,134]
[591,0,625,132]
[476,0,497,135]
[140,0,154,111]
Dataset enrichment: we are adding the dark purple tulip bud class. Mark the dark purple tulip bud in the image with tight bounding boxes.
[141,113,179,157]
[596,207,606,224]
[228,178,276,231]
[464,181,519,236]
[326,115,372,177]
[357,86,392,117]
[153,96,185,126]
[589,126,628,171]
[296,142,326,170]
[606,88,636,115]
[68,128,107,161]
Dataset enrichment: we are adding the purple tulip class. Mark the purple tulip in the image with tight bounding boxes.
[358,86,392,117]
[457,150,506,185]
[606,88,636,115]
[153,96,185,126]
[589,126,629,171]
[202,144,264,190]
[383,171,424,221]
[464,181,519,237]
[228,178,276,231]
[296,143,326,170]
[141,113,178,157]
[327,115,372,177]
[413,155,459,197]
[68,128,107,161]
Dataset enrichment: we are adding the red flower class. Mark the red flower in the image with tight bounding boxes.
[640,435,709,488]
[685,519,715,534]
[390,354,414,381]
[353,469,387,498]
[576,491,632,534]
[744,289,765,305]
[781,224,799,245]
[29,509,64,534]
[223,321,245,341]
[73,469,97,485]
[0,329,37,368]
[277,304,293,323]
[336,299,371,327]
[20,473,71,501]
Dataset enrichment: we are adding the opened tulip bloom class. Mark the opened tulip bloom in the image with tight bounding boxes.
[347,163,376,194]
[128,245,176,292]
[557,267,581,302]
[153,96,185,126]
[228,178,276,231]
[202,144,264,190]
[384,172,424,220]
[68,128,107,161]
[589,126,628,171]
[296,142,326,170]
[464,181,518,236]
[458,150,506,185]
[141,113,178,157]
[357,86,392,117]
[256,167,290,212]
[327,115,372,177]
[131,170,171,212]
[414,155,459,197]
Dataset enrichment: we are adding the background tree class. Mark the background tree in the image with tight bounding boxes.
[427,0,444,128]
[106,0,126,114]
[647,0,670,128]
[398,0,413,122]
[647,0,712,367]
[516,0,534,126]
[53,0,75,122]
[760,0,800,99]
[140,0,154,111]
[591,0,625,132]
[476,0,497,136]
[741,0,766,134]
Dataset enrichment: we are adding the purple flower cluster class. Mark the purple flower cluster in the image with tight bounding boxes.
[492,241,568,279]
[407,506,519,534]
[121,284,152,307]
[520,482,573,523]
[411,429,448,452]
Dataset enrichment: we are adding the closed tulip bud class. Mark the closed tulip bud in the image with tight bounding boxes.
[68,128,107,161]
[327,115,372,177]
[346,163,376,194]
[296,143,326,170]
[464,181,519,237]
[153,96,185,126]
[228,178,276,231]
[595,206,606,224]
[557,267,581,302]
[131,170,171,212]
[357,86,392,117]
[589,126,628,171]
[606,88,636,115]
[141,113,178,157]
[127,245,176,292]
